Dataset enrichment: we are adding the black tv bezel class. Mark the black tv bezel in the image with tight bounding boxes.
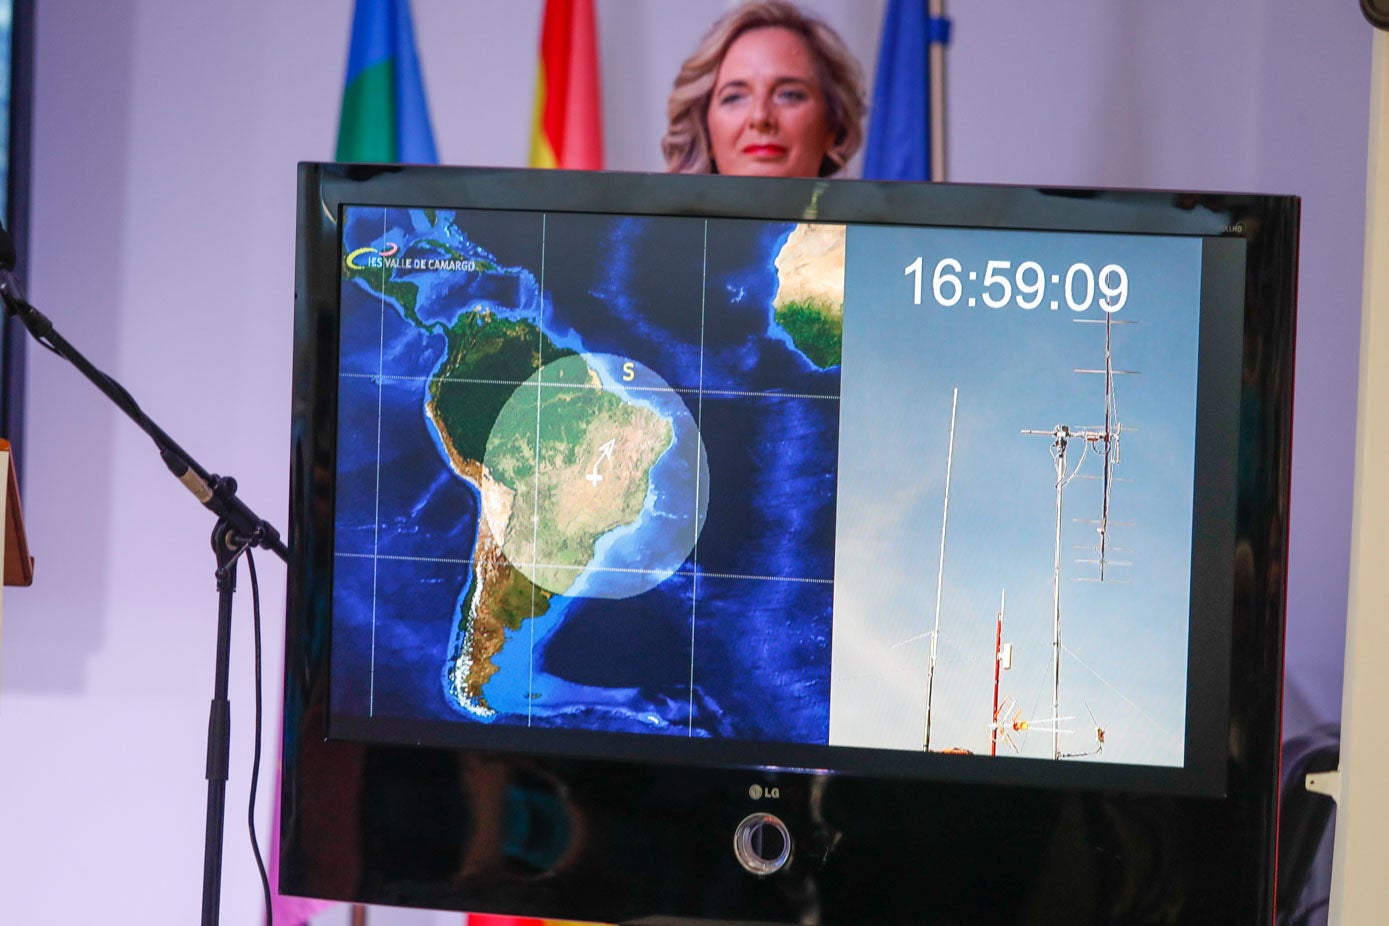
[283,163,1297,925]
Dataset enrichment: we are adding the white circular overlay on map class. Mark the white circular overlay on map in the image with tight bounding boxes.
[481,352,709,599]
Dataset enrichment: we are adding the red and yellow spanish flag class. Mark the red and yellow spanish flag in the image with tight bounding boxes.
[529,0,604,170]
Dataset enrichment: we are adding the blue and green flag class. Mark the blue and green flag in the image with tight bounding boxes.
[336,0,437,163]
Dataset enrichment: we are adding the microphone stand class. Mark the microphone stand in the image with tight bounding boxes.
[2,287,286,926]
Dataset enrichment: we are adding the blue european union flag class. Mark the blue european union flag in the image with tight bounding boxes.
[863,0,950,181]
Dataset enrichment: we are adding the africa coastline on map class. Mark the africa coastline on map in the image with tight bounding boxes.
[331,208,843,745]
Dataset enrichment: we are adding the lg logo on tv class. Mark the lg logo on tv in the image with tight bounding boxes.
[748,783,781,800]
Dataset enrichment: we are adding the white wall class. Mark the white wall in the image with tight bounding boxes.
[0,1,1370,923]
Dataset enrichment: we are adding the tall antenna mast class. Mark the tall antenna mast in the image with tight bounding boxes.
[1022,308,1138,759]
[1072,313,1139,581]
[923,387,958,751]
[1101,314,1116,576]
[991,589,1009,756]
[1015,424,1071,760]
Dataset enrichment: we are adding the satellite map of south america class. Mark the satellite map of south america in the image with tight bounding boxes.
[332,207,844,746]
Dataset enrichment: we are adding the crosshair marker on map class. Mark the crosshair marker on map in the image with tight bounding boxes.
[586,439,616,486]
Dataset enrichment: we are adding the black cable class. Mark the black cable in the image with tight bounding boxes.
[245,548,274,926]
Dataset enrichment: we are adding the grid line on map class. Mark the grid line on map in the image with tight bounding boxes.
[527,213,548,727]
[342,371,840,404]
[338,551,833,586]
[688,219,708,735]
[368,207,387,717]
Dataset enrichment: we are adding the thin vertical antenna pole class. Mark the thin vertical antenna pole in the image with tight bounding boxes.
[1050,428,1068,761]
[1104,313,1114,435]
[924,387,958,751]
[1072,312,1136,582]
[1100,313,1115,580]
[991,588,1005,757]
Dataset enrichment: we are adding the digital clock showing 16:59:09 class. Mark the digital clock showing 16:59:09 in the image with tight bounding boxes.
[904,256,1130,313]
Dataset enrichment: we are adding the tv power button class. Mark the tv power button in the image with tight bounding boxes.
[732,812,792,875]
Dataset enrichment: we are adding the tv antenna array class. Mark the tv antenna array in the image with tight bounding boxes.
[1021,312,1138,759]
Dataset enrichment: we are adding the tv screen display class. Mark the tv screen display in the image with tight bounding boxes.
[283,164,1297,925]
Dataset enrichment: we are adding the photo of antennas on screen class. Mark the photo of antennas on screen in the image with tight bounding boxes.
[829,225,1204,769]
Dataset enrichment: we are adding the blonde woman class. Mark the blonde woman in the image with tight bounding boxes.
[663,1,867,178]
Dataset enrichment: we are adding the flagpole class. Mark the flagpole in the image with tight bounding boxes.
[929,0,947,181]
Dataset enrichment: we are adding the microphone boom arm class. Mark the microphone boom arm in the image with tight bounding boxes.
[2,293,287,562]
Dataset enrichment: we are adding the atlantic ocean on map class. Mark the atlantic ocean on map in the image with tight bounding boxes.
[332,207,841,747]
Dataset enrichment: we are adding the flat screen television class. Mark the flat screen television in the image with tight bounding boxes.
[282,163,1298,925]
